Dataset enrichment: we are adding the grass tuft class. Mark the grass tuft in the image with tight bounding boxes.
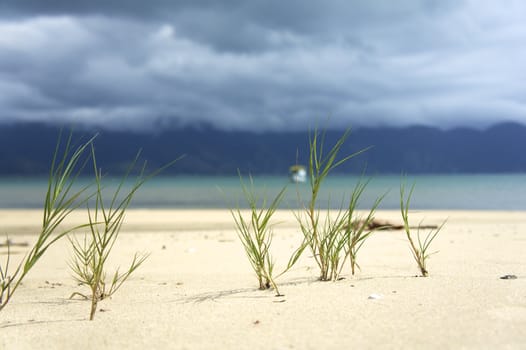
[231,174,285,295]
[342,179,384,276]
[296,126,371,281]
[232,173,307,296]
[400,181,445,277]
[69,146,178,320]
[1,131,95,312]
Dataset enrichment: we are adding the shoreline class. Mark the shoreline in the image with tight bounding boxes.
[2,208,526,233]
[1,209,525,349]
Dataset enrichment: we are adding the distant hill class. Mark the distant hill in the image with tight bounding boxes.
[1,122,526,175]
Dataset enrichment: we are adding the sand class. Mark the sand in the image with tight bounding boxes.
[0,209,525,349]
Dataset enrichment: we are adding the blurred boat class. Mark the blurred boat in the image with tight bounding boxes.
[289,165,307,183]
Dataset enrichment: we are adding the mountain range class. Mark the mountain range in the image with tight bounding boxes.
[1,122,525,176]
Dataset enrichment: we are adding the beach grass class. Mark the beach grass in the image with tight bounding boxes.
[296,126,370,281]
[231,174,285,295]
[0,131,95,311]
[69,147,178,320]
[232,173,308,296]
[400,182,444,277]
[342,179,383,276]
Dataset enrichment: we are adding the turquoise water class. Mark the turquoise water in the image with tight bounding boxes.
[1,174,526,210]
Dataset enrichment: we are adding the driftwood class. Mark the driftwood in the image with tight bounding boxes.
[348,219,438,231]
[0,239,29,248]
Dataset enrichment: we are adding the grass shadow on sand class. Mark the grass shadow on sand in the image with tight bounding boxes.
[177,272,435,304]
[0,317,85,329]
[177,277,319,304]
[178,287,273,304]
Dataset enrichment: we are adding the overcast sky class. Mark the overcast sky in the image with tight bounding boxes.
[1,1,525,131]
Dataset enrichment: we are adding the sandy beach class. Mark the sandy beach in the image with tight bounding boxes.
[1,209,525,349]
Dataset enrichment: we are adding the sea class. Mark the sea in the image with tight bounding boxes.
[1,174,526,210]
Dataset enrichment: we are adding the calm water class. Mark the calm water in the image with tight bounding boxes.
[1,174,526,210]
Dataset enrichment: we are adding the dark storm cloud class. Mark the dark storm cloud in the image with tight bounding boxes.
[1,1,526,131]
